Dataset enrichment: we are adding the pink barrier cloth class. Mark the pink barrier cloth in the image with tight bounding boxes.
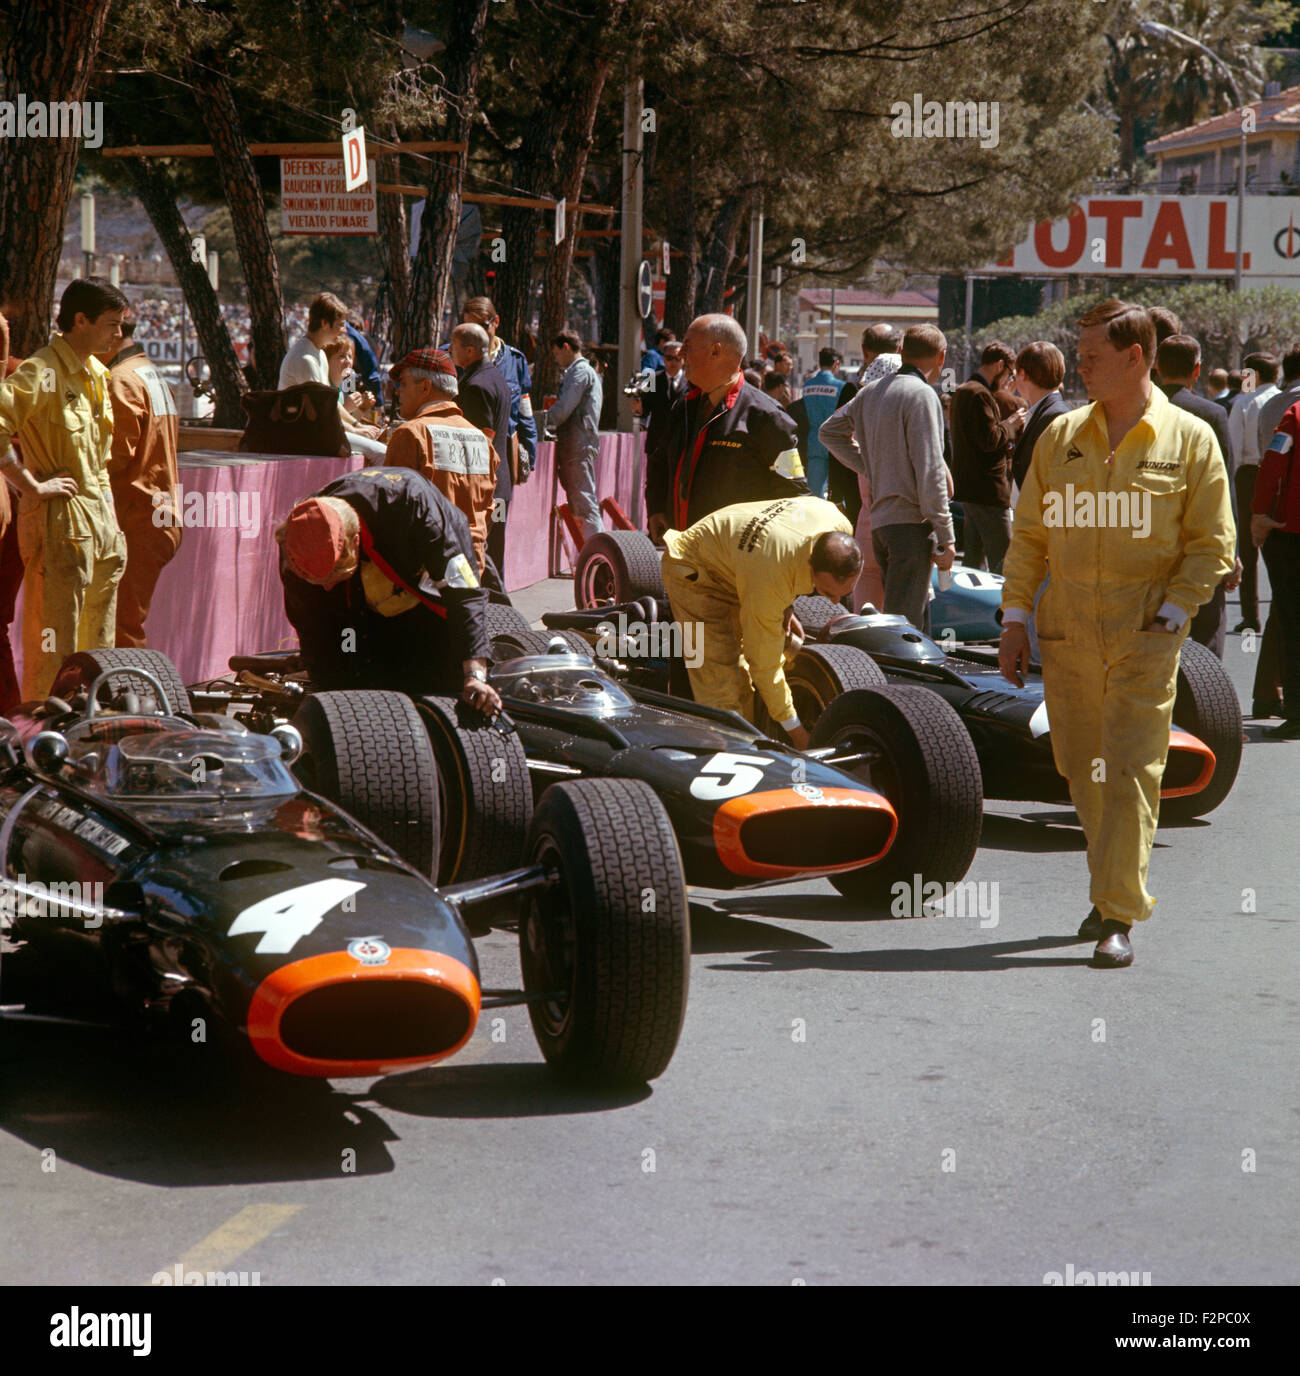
[11,433,645,689]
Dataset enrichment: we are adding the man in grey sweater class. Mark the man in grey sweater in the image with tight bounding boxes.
[818,324,956,631]
[544,329,605,542]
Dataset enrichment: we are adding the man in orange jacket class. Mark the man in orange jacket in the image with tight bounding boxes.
[97,316,182,646]
[384,348,498,574]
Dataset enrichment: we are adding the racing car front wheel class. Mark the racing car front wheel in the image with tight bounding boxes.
[1162,638,1243,823]
[809,686,983,908]
[755,642,887,736]
[49,648,191,715]
[293,691,440,878]
[488,627,593,664]
[520,778,689,1085]
[575,530,666,609]
[417,696,531,884]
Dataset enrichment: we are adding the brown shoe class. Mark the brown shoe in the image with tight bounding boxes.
[1077,907,1104,940]
[1092,920,1133,968]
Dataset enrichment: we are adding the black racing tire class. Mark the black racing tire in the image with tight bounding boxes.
[1162,637,1243,822]
[519,778,689,1085]
[809,686,983,907]
[755,642,888,735]
[484,603,534,641]
[792,594,848,633]
[50,648,191,716]
[417,695,531,883]
[489,627,593,664]
[575,530,666,608]
[292,691,440,877]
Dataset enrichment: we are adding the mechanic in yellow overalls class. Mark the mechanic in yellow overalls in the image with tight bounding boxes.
[660,495,859,749]
[999,300,1234,968]
[0,280,128,701]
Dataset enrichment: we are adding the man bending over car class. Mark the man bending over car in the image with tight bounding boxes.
[276,466,502,715]
[659,494,861,748]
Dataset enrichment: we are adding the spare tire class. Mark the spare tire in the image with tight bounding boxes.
[1162,638,1243,822]
[489,627,593,664]
[50,648,191,715]
[792,594,848,634]
[417,695,532,883]
[809,685,983,908]
[520,778,689,1085]
[484,603,534,641]
[293,690,440,877]
[576,530,665,608]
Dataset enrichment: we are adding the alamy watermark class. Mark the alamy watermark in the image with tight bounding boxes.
[594,612,703,668]
[890,95,999,149]
[153,487,261,538]
[891,874,999,927]
[0,96,102,149]
[1043,484,1151,538]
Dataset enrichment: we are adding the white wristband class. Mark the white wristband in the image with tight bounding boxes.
[778,715,801,732]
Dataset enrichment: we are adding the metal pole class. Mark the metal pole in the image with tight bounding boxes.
[829,287,836,360]
[772,264,782,342]
[964,274,975,378]
[1236,118,1246,296]
[617,78,644,433]
[745,200,763,360]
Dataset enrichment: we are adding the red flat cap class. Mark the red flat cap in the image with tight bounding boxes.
[389,347,456,382]
[280,497,349,580]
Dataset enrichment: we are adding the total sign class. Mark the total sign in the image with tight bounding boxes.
[986,196,1300,284]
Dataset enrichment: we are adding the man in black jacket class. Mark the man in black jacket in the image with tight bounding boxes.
[1011,341,1070,490]
[645,313,807,540]
[636,338,687,468]
[277,466,500,712]
[950,341,1024,575]
[1154,334,1240,658]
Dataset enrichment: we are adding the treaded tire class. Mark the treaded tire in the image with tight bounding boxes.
[792,594,848,633]
[520,778,689,1085]
[1162,638,1243,822]
[292,691,439,877]
[484,603,534,640]
[417,695,531,883]
[575,530,666,608]
[809,686,983,907]
[755,641,888,735]
[49,648,191,715]
[489,627,593,664]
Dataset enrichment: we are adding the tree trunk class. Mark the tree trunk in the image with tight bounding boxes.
[118,157,247,428]
[376,149,412,355]
[0,0,112,356]
[190,68,285,390]
[406,0,490,349]
[534,56,613,401]
[698,191,748,316]
[663,125,699,334]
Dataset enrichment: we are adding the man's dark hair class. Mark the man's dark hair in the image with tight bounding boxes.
[819,347,838,369]
[742,367,765,388]
[655,328,676,346]
[1227,370,1243,389]
[56,277,128,331]
[861,323,900,355]
[980,340,1015,370]
[120,316,137,340]
[1015,341,1064,391]
[1156,333,1200,381]
[810,531,863,580]
[762,371,788,394]
[1077,298,1156,366]
[552,329,582,352]
[1243,351,1278,385]
[308,291,348,332]
[1148,306,1182,347]
[1282,344,1300,383]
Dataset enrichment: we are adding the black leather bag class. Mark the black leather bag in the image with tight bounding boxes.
[239,382,351,457]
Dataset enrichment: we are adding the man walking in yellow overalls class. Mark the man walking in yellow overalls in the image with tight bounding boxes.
[999,300,1234,968]
[0,278,128,700]
[660,494,860,749]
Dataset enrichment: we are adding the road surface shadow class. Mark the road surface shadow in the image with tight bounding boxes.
[709,933,1097,974]
[370,1061,650,1117]
[689,901,834,951]
[707,893,901,924]
[0,1020,398,1185]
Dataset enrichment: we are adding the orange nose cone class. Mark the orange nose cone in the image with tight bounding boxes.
[1161,728,1216,799]
[247,947,481,1077]
[713,788,899,879]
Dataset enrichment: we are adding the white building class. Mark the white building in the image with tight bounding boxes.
[794,288,939,375]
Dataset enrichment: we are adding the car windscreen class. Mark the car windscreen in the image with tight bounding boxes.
[90,730,298,800]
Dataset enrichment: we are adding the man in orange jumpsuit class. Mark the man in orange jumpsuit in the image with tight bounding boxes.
[96,316,182,646]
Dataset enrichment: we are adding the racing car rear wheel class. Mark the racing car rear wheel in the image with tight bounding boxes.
[575,531,666,609]
[755,642,887,735]
[484,603,534,642]
[520,778,688,1085]
[292,691,440,877]
[1162,638,1243,822]
[49,648,191,715]
[809,686,983,908]
[791,594,848,633]
[489,627,593,663]
[418,696,531,883]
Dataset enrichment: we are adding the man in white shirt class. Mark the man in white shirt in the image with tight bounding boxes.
[278,292,386,460]
[1229,352,1281,633]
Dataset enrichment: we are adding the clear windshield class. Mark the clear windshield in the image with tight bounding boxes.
[78,729,297,800]
[490,656,637,717]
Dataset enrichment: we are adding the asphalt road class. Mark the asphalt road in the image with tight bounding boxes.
[1,573,1295,1287]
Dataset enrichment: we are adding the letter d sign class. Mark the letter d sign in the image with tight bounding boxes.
[343,127,368,192]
